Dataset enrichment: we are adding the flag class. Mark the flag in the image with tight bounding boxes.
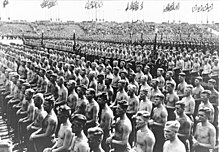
[133,0,139,11]
[48,0,57,9]
[125,2,129,11]
[175,2,180,10]
[3,0,9,8]
[41,0,49,8]
[129,1,134,11]
[192,4,197,12]
[140,1,143,10]
[208,3,213,12]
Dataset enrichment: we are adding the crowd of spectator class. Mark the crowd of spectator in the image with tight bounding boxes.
[0,33,218,152]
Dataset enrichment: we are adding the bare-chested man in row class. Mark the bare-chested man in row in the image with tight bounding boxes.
[193,107,216,152]
[165,81,179,120]
[132,111,155,152]
[106,100,132,152]
[149,93,168,152]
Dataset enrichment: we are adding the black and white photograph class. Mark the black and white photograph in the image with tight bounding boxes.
[0,0,218,152]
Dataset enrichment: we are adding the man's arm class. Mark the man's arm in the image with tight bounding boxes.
[52,129,72,152]
[145,136,155,152]
[32,118,56,139]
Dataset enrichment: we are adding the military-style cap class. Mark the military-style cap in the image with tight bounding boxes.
[87,127,103,138]
[70,114,87,126]
[208,79,216,84]
[195,76,203,81]
[154,93,165,99]
[201,90,211,95]
[179,72,186,77]
[133,110,150,119]
[164,121,180,132]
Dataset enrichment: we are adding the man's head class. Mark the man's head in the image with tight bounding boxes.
[197,107,211,122]
[127,85,136,96]
[25,88,35,101]
[208,79,216,90]
[34,93,44,109]
[97,73,105,82]
[166,81,175,93]
[164,121,180,141]
[67,80,76,91]
[184,84,193,96]
[76,85,87,97]
[179,72,186,82]
[86,88,96,101]
[165,71,173,80]
[153,93,164,107]
[57,76,64,86]
[97,92,108,108]
[200,90,211,103]
[151,79,159,88]
[114,100,129,117]
[57,104,71,124]
[87,127,103,150]
[118,79,126,90]
[113,67,119,75]
[194,76,202,86]
[133,111,150,130]
[157,68,163,77]
[139,88,149,100]
[70,114,87,134]
[175,101,185,115]
[43,95,55,113]
[140,75,147,84]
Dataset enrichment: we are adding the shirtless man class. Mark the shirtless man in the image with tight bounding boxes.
[44,105,73,152]
[165,71,176,90]
[177,72,187,99]
[127,85,139,146]
[26,93,47,151]
[199,90,215,123]
[148,79,162,102]
[156,68,165,91]
[131,111,155,152]
[139,88,152,114]
[111,67,121,102]
[193,107,216,152]
[70,114,90,152]
[55,76,68,106]
[30,95,58,152]
[88,71,98,92]
[181,85,195,120]
[36,68,49,94]
[74,85,88,116]
[84,88,100,135]
[175,101,192,150]
[163,121,186,152]
[87,127,104,152]
[148,93,168,152]
[98,93,114,152]
[165,81,179,120]
[67,80,78,113]
[106,100,132,152]
[18,88,35,144]
[97,73,106,95]
[192,76,204,117]
[113,79,129,107]
[139,75,151,96]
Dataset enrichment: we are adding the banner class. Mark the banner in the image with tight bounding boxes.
[163,2,180,12]
[3,0,9,8]
[40,0,50,8]
[126,0,143,11]
[85,0,103,10]
[47,0,57,9]
[192,3,213,12]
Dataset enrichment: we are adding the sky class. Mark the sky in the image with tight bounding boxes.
[0,0,218,24]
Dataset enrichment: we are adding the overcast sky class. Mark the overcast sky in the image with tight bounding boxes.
[0,0,218,24]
